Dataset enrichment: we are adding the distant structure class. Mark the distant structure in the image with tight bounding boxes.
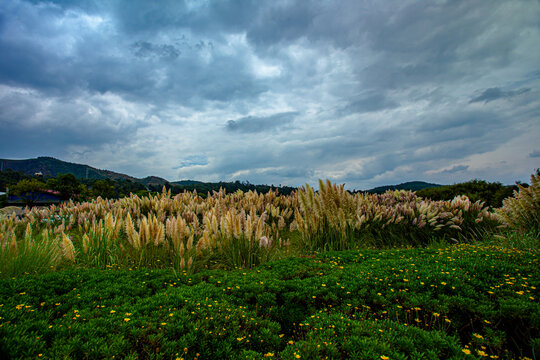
[34,172,43,176]
[8,190,61,205]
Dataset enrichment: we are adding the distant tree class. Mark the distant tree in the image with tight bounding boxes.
[416,179,516,208]
[47,173,81,200]
[91,180,116,199]
[9,179,47,206]
[0,169,30,192]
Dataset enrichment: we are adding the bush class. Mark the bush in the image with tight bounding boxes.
[417,180,516,208]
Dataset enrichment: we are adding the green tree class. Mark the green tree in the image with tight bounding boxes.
[9,179,47,206]
[91,180,116,199]
[47,173,82,200]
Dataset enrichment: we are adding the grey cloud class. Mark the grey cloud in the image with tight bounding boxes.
[439,165,469,174]
[530,150,540,158]
[131,41,181,59]
[339,93,398,115]
[470,87,531,103]
[0,90,139,157]
[173,155,209,169]
[226,112,298,133]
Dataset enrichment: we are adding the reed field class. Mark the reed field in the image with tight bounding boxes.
[0,173,538,359]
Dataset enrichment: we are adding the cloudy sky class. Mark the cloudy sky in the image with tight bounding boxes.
[1,0,539,189]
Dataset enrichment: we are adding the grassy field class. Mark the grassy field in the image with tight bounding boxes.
[0,175,538,359]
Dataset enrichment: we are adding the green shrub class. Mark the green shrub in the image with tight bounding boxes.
[417,179,516,208]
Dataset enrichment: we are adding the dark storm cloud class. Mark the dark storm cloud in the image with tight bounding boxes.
[0,89,139,157]
[469,87,531,103]
[0,0,538,188]
[226,112,298,133]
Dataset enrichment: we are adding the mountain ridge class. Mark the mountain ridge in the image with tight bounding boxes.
[0,157,443,192]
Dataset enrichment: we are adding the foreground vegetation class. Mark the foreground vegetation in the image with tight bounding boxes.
[0,173,538,358]
[1,245,538,359]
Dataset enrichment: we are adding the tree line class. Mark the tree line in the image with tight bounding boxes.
[1,168,535,208]
[0,169,296,206]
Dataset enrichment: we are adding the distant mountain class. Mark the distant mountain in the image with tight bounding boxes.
[0,157,296,195]
[139,176,170,187]
[0,157,137,181]
[171,180,204,186]
[365,181,442,194]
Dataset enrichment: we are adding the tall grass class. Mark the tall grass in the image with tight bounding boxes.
[0,224,60,278]
[5,172,534,277]
[295,180,500,251]
[497,172,539,234]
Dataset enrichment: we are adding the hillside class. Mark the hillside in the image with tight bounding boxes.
[0,157,137,182]
[365,181,441,194]
[1,157,444,196]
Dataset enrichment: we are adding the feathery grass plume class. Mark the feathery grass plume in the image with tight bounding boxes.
[60,232,76,262]
[296,180,357,251]
[24,223,32,242]
[497,172,540,233]
[82,233,89,254]
[125,213,137,248]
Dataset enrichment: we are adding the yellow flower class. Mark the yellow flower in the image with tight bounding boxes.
[110,310,116,313]
[477,350,488,357]
[473,333,484,339]
[124,318,130,322]
[441,282,447,286]
[462,349,471,355]
[381,356,390,360]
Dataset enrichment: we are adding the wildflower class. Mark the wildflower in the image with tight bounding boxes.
[124,318,130,322]
[462,349,471,355]
[381,356,390,360]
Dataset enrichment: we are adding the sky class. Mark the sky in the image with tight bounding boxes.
[0,0,539,189]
